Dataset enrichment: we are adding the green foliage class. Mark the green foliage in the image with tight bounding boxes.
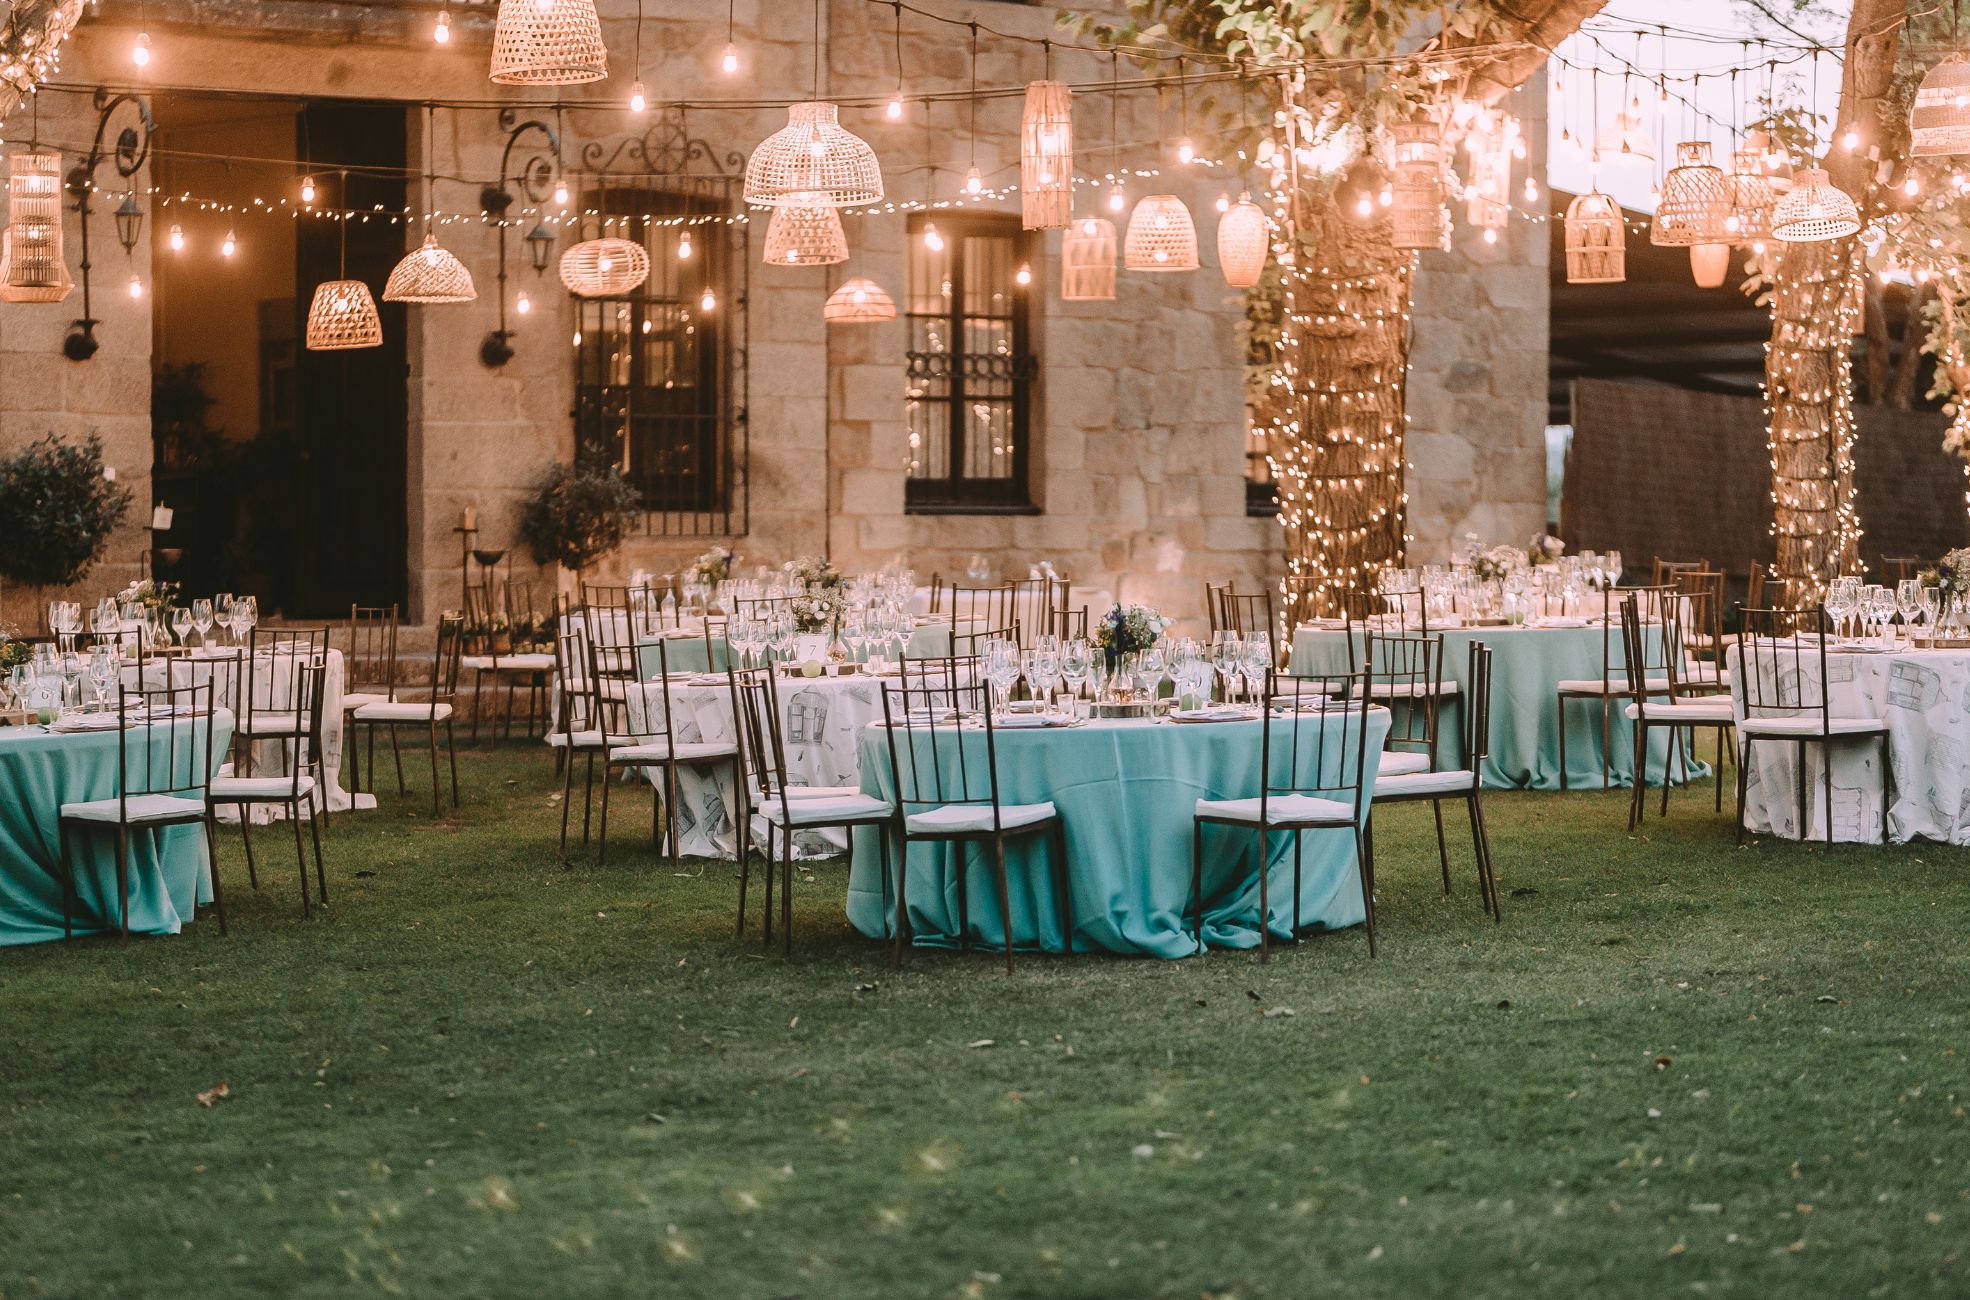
[516,460,641,573]
[0,434,134,589]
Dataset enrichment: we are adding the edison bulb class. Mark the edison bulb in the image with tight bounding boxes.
[132,31,150,67]
[515,290,531,315]
[677,231,692,260]
[1355,195,1372,218]
[552,180,570,207]
[628,80,647,113]
[923,222,944,252]
[220,229,237,257]
[720,43,739,75]
[1214,192,1230,213]
[1107,185,1125,213]
[1014,264,1031,286]
[1482,227,1498,245]
[300,175,316,203]
[168,224,184,252]
[127,274,143,299]
[964,166,983,195]
[699,288,716,311]
[434,9,450,42]
[1177,138,1194,165]
[1840,127,1860,151]
[886,93,904,121]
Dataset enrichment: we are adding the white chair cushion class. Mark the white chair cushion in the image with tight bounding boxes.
[238,712,307,734]
[1556,676,1671,695]
[341,691,390,710]
[906,801,1058,835]
[1740,715,1886,737]
[1623,701,1737,723]
[1367,680,1459,698]
[1377,750,1432,777]
[609,739,738,764]
[763,793,893,826]
[550,729,634,750]
[60,793,207,824]
[784,784,863,799]
[1196,793,1354,826]
[352,701,454,723]
[463,653,555,673]
[210,774,317,800]
[1375,769,1477,798]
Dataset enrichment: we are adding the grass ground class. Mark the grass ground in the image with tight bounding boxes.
[4,742,1969,1300]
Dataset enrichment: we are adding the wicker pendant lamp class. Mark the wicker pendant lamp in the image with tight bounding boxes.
[1389,119,1448,252]
[744,102,882,208]
[0,151,70,303]
[559,236,650,297]
[762,196,848,266]
[823,276,895,323]
[1123,194,1198,271]
[489,0,606,86]
[1650,142,1731,246]
[384,233,477,303]
[1563,190,1625,284]
[1770,168,1860,243]
[1912,58,1970,157]
[1216,193,1267,288]
[306,279,383,350]
[1061,215,1116,300]
[1690,243,1730,288]
[1726,145,1775,243]
[1020,80,1073,230]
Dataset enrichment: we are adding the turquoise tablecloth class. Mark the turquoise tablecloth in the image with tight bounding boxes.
[848,708,1390,959]
[638,623,957,677]
[1290,623,1700,791]
[0,711,234,945]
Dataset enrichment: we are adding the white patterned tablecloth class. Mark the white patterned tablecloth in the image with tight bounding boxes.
[1730,644,1967,844]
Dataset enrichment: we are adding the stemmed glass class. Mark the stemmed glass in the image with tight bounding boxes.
[1824,579,1857,642]
[1059,638,1092,705]
[1897,579,1924,642]
[234,596,259,647]
[842,609,866,665]
[984,638,1021,717]
[191,598,213,649]
[767,612,795,666]
[86,647,114,711]
[170,606,194,648]
[1242,633,1273,704]
[212,595,234,646]
[1136,644,1167,701]
[1211,632,1241,705]
[1921,584,1941,638]
[1604,550,1623,588]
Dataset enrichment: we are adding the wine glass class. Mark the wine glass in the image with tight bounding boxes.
[191,598,213,648]
[1824,580,1856,643]
[1921,584,1941,637]
[1060,638,1091,703]
[1211,631,1241,705]
[1242,632,1273,702]
[984,638,1020,715]
[1137,645,1167,700]
[1897,579,1923,640]
[1604,550,1623,588]
[86,647,114,711]
[170,606,193,648]
[211,595,234,646]
[842,609,866,665]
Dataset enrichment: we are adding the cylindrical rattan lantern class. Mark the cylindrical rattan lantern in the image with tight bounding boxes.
[1389,119,1448,252]
[1770,168,1860,243]
[305,279,383,351]
[762,196,848,266]
[1464,141,1510,232]
[1563,191,1625,285]
[1726,146,1775,243]
[488,0,606,86]
[744,102,883,208]
[1690,243,1730,288]
[1061,215,1116,300]
[0,151,71,304]
[1216,194,1267,288]
[383,234,477,303]
[1651,142,1731,246]
[1912,57,1970,157]
[1019,80,1073,231]
[822,276,895,323]
[559,237,650,297]
[1123,194,1198,272]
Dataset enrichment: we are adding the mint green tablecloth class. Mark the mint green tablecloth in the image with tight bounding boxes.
[0,711,234,945]
[847,709,1390,959]
[638,623,957,677]
[1290,624,1702,791]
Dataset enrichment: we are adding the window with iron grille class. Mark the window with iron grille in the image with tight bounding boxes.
[905,213,1036,512]
[573,185,746,537]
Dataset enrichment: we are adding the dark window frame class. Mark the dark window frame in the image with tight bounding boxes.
[904,212,1037,514]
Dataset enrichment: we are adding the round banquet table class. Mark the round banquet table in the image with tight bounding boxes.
[846,708,1391,959]
[622,670,889,859]
[1290,620,1699,792]
[0,709,234,945]
[1729,641,1967,844]
[636,621,957,677]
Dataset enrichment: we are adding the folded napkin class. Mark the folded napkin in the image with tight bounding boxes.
[1533,616,1589,629]
[1171,706,1252,722]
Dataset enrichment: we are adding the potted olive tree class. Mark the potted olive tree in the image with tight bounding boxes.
[0,434,133,630]
[518,460,642,596]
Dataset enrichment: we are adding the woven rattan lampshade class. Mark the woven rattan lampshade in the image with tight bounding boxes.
[1650,142,1731,246]
[1690,243,1730,288]
[559,237,650,297]
[1770,168,1860,243]
[1726,146,1775,243]
[1019,80,1073,230]
[1389,119,1448,251]
[305,279,383,351]
[1061,215,1116,300]
[1123,194,1198,271]
[744,102,883,208]
[762,196,848,266]
[1216,194,1267,288]
[488,0,606,86]
[0,151,70,303]
[822,276,895,323]
[1464,140,1510,231]
[383,234,477,303]
[1563,191,1625,285]
[1912,58,1970,157]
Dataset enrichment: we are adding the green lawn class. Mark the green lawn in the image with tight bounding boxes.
[4,743,1969,1299]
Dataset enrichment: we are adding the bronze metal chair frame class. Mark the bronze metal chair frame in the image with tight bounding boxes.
[209,658,329,917]
[348,614,464,818]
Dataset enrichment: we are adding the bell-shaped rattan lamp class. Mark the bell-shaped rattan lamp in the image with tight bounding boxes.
[1650,142,1732,247]
[306,279,384,350]
[823,276,896,323]
[762,196,848,266]
[489,0,607,86]
[1123,194,1198,272]
[744,102,883,208]
[383,233,477,303]
[1770,168,1861,243]
[1912,57,1970,157]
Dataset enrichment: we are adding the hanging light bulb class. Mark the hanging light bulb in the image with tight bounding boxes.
[132,31,150,67]
[167,223,184,252]
[515,289,531,315]
[1522,177,1538,203]
[699,287,716,311]
[628,79,647,113]
[1354,194,1373,218]
[886,92,904,121]
[677,230,692,259]
[1905,173,1922,196]
[552,177,570,207]
[1483,227,1498,245]
[1107,183,1125,213]
[922,221,944,252]
[720,42,739,75]
[127,273,143,299]
[964,165,983,195]
[572,330,582,347]
[300,175,316,203]
[1840,125,1860,151]
[1014,263,1032,286]
[1214,192,1231,213]
[434,7,450,43]
[1177,137,1195,165]
[220,229,237,257]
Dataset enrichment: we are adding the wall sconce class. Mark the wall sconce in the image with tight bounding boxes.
[480,110,561,368]
[62,88,153,362]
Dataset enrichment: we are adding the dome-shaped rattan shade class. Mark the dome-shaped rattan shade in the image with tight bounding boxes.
[0,151,71,304]
[1019,80,1073,230]
[822,276,895,323]
[1216,194,1267,288]
[559,237,650,297]
[744,102,883,208]
[306,279,383,350]
[1912,57,1970,157]
[1651,141,1732,246]
[1726,146,1775,242]
[1389,119,1448,252]
[1563,190,1625,284]
[383,234,477,303]
[762,196,848,266]
[1123,194,1198,271]
[489,0,606,86]
[1061,215,1115,300]
[1770,168,1860,243]
[1690,243,1730,288]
